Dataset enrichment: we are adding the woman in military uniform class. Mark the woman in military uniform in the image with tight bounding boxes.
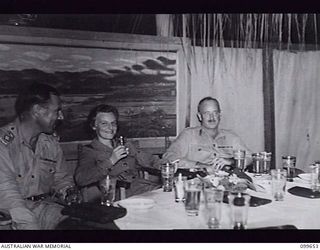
[75,104,161,202]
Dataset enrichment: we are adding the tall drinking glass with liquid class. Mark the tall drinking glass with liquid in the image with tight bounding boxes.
[204,187,224,228]
[271,169,287,201]
[184,178,202,216]
[260,152,272,174]
[282,156,296,182]
[252,153,263,175]
[99,175,116,206]
[233,150,246,171]
[161,163,175,192]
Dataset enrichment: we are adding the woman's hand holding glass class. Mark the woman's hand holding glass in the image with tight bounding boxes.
[110,145,128,165]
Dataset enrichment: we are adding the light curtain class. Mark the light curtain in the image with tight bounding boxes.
[189,46,265,153]
[274,50,320,171]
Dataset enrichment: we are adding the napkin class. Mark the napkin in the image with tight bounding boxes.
[287,186,320,199]
[223,192,272,207]
[61,202,127,224]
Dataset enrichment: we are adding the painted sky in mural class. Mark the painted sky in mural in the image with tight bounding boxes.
[0,43,176,141]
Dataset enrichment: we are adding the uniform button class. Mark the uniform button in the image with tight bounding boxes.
[123,163,128,167]
[18,174,22,178]
[198,148,202,151]
[31,175,35,178]
[49,169,54,173]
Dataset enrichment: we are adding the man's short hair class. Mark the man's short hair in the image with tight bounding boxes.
[86,104,119,135]
[15,83,60,119]
[197,97,221,113]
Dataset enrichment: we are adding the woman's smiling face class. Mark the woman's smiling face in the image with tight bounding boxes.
[93,112,118,140]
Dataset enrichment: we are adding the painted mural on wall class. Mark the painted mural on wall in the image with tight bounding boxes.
[0,43,176,141]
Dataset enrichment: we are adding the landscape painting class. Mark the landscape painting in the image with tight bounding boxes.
[0,43,176,141]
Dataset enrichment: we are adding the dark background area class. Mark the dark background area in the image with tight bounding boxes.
[1,14,320,45]
[0,14,157,35]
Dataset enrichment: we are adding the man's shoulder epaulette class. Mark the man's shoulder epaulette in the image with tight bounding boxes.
[0,124,16,146]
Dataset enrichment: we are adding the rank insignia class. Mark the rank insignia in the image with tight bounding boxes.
[0,130,15,145]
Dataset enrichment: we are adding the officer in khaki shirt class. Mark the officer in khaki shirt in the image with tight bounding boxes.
[163,97,252,172]
[0,83,78,230]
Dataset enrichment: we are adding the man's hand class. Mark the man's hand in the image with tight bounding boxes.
[211,157,234,170]
[201,157,234,173]
[110,145,128,165]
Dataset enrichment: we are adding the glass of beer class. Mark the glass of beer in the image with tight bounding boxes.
[233,150,246,171]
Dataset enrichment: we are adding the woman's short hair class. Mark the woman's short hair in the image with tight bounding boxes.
[85,104,119,136]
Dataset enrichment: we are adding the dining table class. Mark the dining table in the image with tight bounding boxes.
[114,173,320,230]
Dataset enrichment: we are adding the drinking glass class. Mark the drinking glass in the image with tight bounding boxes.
[271,169,287,201]
[204,188,224,229]
[184,179,202,216]
[174,175,187,202]
[161,163,175,192]
[260,152,272,174]
[233,150,246,171]
[116,135,129,155]
[99,176,117,206]
[252,153,263,175]
[311,162,320,192]
[228,192,251,229]
[282,156,296,182]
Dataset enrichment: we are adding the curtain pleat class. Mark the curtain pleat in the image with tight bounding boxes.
[274,50,320,170]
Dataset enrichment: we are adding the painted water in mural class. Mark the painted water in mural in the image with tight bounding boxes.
[0,43,176,141]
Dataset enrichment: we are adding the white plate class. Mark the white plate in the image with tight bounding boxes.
[215,170,229,177]
[298,173,312,182]
[118,198,155,210]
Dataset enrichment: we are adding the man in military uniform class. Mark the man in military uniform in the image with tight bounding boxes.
[163,97,252,172]
[0,83,78,230]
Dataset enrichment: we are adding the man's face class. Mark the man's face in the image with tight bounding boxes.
[36,94,64,134]
[197,100,221,130]
[94,112,118,140]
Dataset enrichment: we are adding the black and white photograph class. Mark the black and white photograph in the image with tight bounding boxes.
[0,13,319,244]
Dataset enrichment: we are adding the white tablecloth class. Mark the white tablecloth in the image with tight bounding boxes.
[114,175,320,230]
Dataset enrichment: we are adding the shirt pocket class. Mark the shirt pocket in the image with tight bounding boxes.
[38,158,57,189]
[216,145,234,158]
[188,144,214,163]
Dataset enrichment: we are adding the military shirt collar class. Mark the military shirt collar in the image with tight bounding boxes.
[91,138,114,152]
[199,126,226,141]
